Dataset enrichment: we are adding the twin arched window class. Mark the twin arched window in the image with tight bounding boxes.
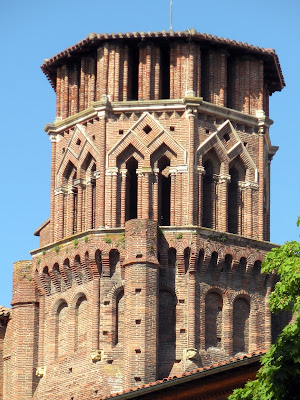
[205,291,250,354]
[55,295,88,358]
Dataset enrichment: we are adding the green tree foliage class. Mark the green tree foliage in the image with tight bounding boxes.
[229,217,300,400]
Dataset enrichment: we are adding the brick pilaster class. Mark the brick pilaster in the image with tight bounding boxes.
[123,220,159,388]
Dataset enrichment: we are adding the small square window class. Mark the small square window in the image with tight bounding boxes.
[143,125,152,134]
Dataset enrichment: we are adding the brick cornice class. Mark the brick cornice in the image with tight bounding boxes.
[44,98,273,137]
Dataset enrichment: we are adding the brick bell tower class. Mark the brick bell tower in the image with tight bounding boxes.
[2,29,285,400]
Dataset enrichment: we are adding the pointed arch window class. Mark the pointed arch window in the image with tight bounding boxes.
[202,150,220,229]
[115,290,124,345]
[157,156,171,226]
[125,157,138,221]
[91,164,96,229]
[228,157,246,234]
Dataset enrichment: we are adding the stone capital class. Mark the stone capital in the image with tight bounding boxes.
[176,165,188,173]
[119,168,128,177]
[196,166,206,175]
[238,181,247,190]
[183,347,199,361]
[244,181,259,190]
[90,349,103,363]
[93,170,101,179]
[136,168,144,177]
[141,166,152,174]
[54,186,67,196]
[105,167,118,176]
[36,366,46,378]
[73,178,86,187]
[217,173,231,184]
[49,133,61,143]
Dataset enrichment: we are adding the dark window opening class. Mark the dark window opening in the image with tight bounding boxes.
[73,186,78,234]
[233,298,250,353]
[168,248,176,268]
[228,167,239,234]
[115,290,124,345]
[226,56,234,109]
[160,46,170,99]
[202,160,214,228]
[129,45,139,100]
[205,292,223,349]
[125,157,138,221]
[109,250,120,277]
[143,125,152,134]
[158,156,170,226]
[223,132,230,142]
[184,247,190,273]
[200,50,209,101]
[91,164,96,229]
[91,179,96,229]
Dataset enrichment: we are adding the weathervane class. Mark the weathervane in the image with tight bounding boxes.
[170,0,173,32]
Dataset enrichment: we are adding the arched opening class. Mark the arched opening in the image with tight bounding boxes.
[74,255,83,284]
[219,254,232,286]
[62,258,72,289]
[235,257,247,289]
[109,249,120,277]
[168,248,176,268]
[158,289,176,379]
[95,250,102,277]
[184,247,190,273]
[228,157,246,234]
[115,289,124,345]
[72,174,78,234]
[52,263,62,292]
[233,297,250,353]
[205,292,223,349]
[197,249,204,272]
[250,260,262,291]
[158,156,171,226]
[56,301,68,358]
[202,150,220,229]
[62,161,77,237]
[91,164,96,229]
[206,251,218,282]
[75,296,88,351]
[125,157,138,221]
[41,267,51,295]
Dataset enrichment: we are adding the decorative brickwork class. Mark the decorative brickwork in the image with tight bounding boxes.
[0,30,287,400]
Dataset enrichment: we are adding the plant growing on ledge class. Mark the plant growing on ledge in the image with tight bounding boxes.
[73,238,79,248]
[105,235,112,244]
[54,245,60,254]
[229,217,300,400]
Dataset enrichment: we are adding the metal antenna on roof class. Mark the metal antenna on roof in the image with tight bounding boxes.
[169,0,173,32]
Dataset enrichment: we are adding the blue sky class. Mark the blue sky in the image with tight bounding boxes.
[0,0,299,307]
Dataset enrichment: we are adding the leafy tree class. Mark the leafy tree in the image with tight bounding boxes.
[229,217,300,400]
